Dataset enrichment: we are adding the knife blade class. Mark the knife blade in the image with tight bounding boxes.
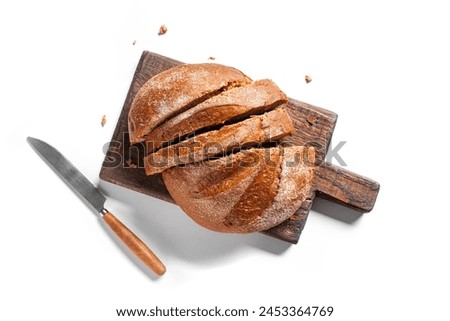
[27,137,166,276]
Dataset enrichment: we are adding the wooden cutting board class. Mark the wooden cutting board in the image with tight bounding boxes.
[99,51,380,244]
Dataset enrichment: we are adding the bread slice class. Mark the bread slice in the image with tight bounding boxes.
[145,79,288,151]
[162,146,315,233]
[128,63,252,143]
[143,108,295,175]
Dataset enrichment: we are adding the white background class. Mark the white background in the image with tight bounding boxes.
[1,1,449,320]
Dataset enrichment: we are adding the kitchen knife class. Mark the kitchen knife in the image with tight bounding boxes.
[27,137,166,276]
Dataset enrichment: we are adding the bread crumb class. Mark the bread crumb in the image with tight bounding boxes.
[158,24,168,36]
[208,56,216,61]
[132,40,136,45]
[101,115,107,127]
[305,75,312,84]
[306,116,318,125]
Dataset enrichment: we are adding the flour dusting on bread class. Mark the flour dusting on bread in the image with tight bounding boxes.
[128,63,316,234]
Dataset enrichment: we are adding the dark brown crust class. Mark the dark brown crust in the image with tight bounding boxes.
[224,149,281,228]
[128,63,252,143]
[143,108,295,175]
[145,79,288,151]
[162,146,315,233]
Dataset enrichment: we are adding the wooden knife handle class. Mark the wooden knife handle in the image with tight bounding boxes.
[102,211,166,276]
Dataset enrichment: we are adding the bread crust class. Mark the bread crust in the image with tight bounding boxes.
[162,146,315,233]
[144,79,288,151]
[144,108,294,175]
[128,63,252,143]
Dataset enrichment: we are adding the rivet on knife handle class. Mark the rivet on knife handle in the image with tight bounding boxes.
[101,209,166,276]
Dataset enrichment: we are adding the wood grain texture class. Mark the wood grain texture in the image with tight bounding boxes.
[282,98,337,165]
[103,211,166,276]
[99,51,380,244]
[314,162,380,212]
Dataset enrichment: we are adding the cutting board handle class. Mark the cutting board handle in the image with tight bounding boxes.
[314,162,380,212]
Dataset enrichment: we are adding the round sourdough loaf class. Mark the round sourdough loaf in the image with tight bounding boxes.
[162,146,315,233]
[129,63,315,234]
